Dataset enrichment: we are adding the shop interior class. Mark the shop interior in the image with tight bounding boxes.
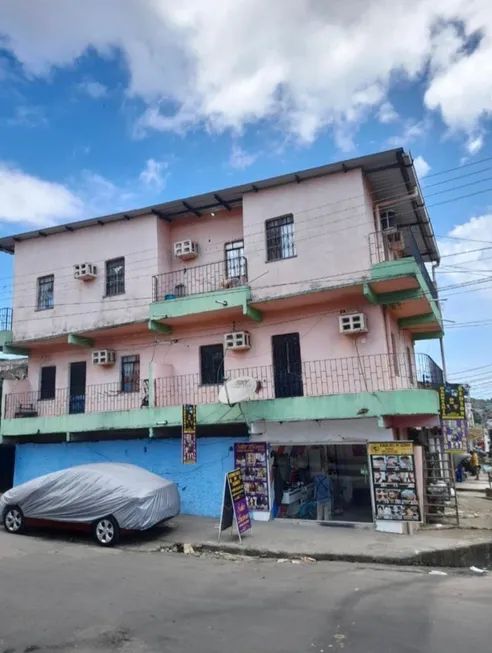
[271,444,373,523]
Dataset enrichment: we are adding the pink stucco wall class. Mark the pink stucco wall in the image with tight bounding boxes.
[243,169,375,301]
[12,215,160,341]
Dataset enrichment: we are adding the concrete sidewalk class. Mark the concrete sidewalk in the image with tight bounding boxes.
[123,515,492,568]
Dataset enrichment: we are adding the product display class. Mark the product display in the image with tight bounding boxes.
[234,443,269,511]
[369,442,421,522]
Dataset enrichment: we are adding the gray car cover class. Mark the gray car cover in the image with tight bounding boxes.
[0,463,180,531]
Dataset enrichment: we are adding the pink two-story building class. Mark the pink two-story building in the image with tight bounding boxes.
[0,148,443,526]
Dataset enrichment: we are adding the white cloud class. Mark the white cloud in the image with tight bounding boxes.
[0,163,83,227]
[7,105,47,127]
[1,1,492,146]
[377,101,399,124]
[386,118,430,148]
[229,143,257,170]
[138,158,168,191]
[466,134,484,155]
[413,155,431,178]
[77,79,108,98]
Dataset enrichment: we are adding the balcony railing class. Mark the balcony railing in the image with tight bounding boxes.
[4,380,149,420]
[152,258,248,302]
[369,228,438,299]
[0,308,13,331]
[4,354,442,420]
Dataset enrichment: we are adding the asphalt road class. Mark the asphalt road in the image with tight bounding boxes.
[0,529,490,653]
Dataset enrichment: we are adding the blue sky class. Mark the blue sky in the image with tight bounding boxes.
[1,1,492,395]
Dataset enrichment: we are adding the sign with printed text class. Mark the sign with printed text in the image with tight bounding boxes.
[439,384,465,420]
[181,404,197,464]
[234,442,269,512]
[218,469,252,542]
[369,442,421,523]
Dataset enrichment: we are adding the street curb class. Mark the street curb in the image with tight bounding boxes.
[157,539,492,569]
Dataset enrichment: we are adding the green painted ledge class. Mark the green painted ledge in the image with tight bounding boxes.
[371,258,442,327]
[0,389,439,438]
[150,286,252,321]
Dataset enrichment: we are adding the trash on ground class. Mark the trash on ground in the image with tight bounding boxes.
[470,566,487,573]
[291,559,301,564]
[277,558,288,563]
[183,543,196,555]
[300,556,316,563]
[435,524,443,529]
[428,570,448,576]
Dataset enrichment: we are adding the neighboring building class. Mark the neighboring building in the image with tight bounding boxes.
[0,148,444,526]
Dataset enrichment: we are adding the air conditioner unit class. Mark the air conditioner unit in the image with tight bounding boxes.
[224,331,251,351]
[73,263,97,280]
[92,350,116,366]
[386,229,405,252]
[339,313,368,335]
[173,240,199,260]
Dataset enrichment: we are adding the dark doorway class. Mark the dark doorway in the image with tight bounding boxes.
[272,333,304,398]
[69,361,87,414]
[0,444,14,492]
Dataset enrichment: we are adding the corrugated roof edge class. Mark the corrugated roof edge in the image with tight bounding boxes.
[0,147,438,261]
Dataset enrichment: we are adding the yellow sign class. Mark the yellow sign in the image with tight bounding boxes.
[368,442,414,456]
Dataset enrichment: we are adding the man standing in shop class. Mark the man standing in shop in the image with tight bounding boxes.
[470,449,481,480]
[314,467,332,521]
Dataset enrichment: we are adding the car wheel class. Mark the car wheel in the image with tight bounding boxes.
[92,515,120,547]
[3,505,25,535]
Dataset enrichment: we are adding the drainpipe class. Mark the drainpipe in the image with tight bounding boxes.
[432,263,447,383]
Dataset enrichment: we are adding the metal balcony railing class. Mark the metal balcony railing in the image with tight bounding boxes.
[5,353,442,420]
[0,308,13,331]
[369,228,438,299]
[4,380,149,420]
[152,258,248,302]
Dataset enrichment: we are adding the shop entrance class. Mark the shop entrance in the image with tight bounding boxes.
[271,444,373,523]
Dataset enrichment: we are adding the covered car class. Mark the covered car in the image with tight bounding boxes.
[0,462,180,546]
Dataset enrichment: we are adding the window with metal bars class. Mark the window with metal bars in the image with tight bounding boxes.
[265,214,295,261]
[406,347,414,385]
[225,240,245,279]
[105,257,125,296]
[37,274,54,310]
[200,344,224,385]
[39,366,56,400]
[391,333,400,377]
[121,354,140,393]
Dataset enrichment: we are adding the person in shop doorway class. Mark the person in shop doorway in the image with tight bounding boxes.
[470,449,480,480]
[314,467,332,521]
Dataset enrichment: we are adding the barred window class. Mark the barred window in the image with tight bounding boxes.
[106,257,125,296]
[121,354,140,393]
[200,344,224,385]
[225,240,246,279]
[37,274,54,310]
[265,214,295,261]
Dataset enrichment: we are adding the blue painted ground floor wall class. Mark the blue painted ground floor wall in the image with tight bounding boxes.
[14,437,247,518]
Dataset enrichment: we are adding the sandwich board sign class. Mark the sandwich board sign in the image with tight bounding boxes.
[218,469,252,542]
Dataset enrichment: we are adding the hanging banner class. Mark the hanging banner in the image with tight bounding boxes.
[442,419,468,452]
[218,469,252,542]
[181,404,197,464]
[439,384,465,420]
[368,442,421,522]
[234,442,269,512]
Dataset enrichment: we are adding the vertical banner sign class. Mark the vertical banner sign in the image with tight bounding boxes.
[234,442,269,511]
[442,419,468,452]
[218,469,252,542]
[181,404,197,464]
[439,384,465,420]
[368,442,421,522]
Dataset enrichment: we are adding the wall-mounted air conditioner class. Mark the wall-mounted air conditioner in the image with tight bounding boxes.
[386,229,405,252]
[173,240,199,260]
[92,350,116,366]
[73,263,97,280]
[224,331,251,351]
[339,313,368,335]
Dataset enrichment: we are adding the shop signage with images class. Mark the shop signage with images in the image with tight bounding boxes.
[441,419,468,452]
[218,469,252,542]
[234,442,269,511]
[181,404,197,464]
[439,384,465,420]
[368,442,421,522]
